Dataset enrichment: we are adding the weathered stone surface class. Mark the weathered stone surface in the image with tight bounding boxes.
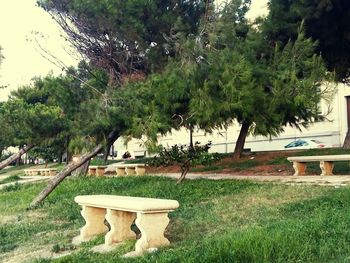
[115,164,147,176]
[287,155,350,176]
[74,195,179,255]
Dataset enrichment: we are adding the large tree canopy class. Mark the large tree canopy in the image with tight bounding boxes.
[136,0,333,159]
[263,0,350,82]
[37,0,209,85]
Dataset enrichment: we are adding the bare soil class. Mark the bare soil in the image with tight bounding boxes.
[148,151,294,176]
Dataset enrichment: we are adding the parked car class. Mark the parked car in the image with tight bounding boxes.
[283,139,329,150]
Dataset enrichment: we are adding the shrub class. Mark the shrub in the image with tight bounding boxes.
[148,142,221,183]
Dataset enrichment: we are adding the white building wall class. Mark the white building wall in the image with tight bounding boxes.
[114,83,350,158]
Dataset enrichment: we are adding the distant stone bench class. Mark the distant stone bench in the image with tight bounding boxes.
[73,195,179,256]
[88,166,107,176]
[287,154,350,176]
[115,163,146,176]
[23,168,57,176]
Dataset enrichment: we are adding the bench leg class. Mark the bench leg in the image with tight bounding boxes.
[78,206,108,242]
[320,161,334,176]
[116,168,126,176]
[105,209,136,246]
[126,167,136,175]
[97,168,105,176]
[88,169,96,176]
[134,212,170,253]
[292,162,306,176]
[49,171,56,176]
[135,167,146,176]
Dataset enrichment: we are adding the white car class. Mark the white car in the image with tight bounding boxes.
[284,139,329,150]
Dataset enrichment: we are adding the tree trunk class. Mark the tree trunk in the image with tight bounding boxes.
[233,120,251,159]
[0,144,34,170]
[72,158,90,176]
[30,144,103,208]
[103,129,120,163]
[103,144,111,163]
[189,125,194,150]
[177,166,190,184]
[65,136,70,165]
[30,130,120,207]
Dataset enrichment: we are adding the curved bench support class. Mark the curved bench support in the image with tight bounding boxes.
[79,206,108,242]
[292,162,306,176]
[135,212,170,253]
[105,209,136,246]
[320,161,334,176]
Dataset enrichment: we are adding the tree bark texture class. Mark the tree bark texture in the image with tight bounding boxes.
[72,158,90,177]
[30,144,103,208]
[0,144,34,170]
[233,120,251,159]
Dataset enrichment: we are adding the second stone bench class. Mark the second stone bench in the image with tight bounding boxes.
[88,166,108,176]
[24,168,57,176]
[115,164,146,176]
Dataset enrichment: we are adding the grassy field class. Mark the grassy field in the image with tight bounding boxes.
[1,168,350,262]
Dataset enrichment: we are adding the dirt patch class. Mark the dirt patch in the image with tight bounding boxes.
[148,151,295,176]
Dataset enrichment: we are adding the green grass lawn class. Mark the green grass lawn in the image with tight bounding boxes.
[1,173,350,262]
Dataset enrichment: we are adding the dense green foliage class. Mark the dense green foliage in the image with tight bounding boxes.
[264,0,350,82]
[135,0,332,158]
[0,98,66,152]
[38,0,209,85]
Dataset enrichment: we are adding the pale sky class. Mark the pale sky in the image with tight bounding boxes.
[0,0,78,101]
[0,0,268,102]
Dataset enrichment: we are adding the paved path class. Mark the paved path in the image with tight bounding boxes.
[0,176,50,190]
[153,173,350,186]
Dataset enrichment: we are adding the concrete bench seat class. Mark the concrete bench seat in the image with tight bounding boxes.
[287,154,350,176]
[73,195,179,256]
[88,166,107,176]
[24,168,57,176]
[115,163,146,176]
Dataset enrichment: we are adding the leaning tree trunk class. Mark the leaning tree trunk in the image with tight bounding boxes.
[30,144,103,208]
[30,130,120,207]
[0,144,34,170]
[232,120,251,160]
[72,157,90,177]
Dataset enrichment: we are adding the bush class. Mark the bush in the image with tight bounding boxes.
[148,142,221,183]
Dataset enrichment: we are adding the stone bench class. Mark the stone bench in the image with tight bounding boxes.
[73,195,179,256]
[115,164,146,176]
[287,154,350,176]
[88,166,107,176]
[23,168,57,176]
